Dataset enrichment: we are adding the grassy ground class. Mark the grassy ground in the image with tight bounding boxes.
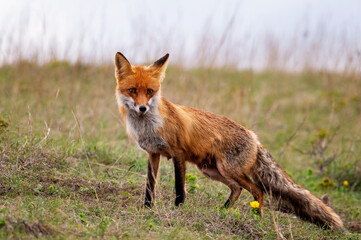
[0,62,360,239]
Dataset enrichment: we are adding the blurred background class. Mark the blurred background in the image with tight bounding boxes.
[1,0,360,72]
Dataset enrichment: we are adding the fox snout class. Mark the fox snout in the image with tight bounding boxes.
[136,105,149,115]
[129,99,150,116]
[130,97,150,116]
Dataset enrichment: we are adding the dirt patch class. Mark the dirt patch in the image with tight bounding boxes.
[1,215,53,238]
[36,174,125,200]
[339,210,361,233]
[0,141,130,201]
[347,220,361,233]
[0,141,69,176]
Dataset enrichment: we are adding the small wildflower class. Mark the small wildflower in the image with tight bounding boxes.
[188,184,199,193]
[250,201,261,217]
[343,180,349,186]
[250,201,260,209]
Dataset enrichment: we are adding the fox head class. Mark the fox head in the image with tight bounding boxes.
[114,52,169,116]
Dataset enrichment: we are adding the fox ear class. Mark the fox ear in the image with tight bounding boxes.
[115,52,132,80]
[150,53,169,81]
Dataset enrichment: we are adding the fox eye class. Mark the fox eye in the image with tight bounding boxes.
[128,88,136,94]
[147,89,154,94]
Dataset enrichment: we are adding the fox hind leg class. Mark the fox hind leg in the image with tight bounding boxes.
[223,183,243,208]
[236,176,264,216]
[197,163,243,208]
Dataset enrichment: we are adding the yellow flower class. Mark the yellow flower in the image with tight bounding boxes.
[250,201,260,209]
[343,180,349,186]
[196,184,199,188]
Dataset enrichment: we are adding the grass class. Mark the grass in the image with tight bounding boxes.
[0,62,360,239]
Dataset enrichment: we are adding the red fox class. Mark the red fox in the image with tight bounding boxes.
[114,52,344,229]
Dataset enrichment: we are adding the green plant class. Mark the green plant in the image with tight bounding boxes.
[317,177,337,190]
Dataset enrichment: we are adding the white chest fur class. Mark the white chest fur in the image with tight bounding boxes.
[126,113,168,153]
[117,92,169,153]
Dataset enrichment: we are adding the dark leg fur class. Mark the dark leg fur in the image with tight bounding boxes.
[223,185,243,208]
[224,199,232,208]
[173,157,186,206]
[144,154,160,207]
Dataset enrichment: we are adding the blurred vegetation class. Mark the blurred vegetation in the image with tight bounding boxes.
[0,61,360,238]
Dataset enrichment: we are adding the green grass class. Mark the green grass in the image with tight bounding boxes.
[0,62,360,239]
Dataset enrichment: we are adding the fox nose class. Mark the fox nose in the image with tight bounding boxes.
[139,105,147,112]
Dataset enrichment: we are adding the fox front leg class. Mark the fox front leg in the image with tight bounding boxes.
[144,153,161,207]
[172,156,186,206]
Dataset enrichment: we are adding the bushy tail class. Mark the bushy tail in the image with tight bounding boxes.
[253,145,344,229]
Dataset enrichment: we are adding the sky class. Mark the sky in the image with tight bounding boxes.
[0,0,360,70]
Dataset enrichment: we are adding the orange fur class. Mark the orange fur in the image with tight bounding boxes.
[114,52,344,229]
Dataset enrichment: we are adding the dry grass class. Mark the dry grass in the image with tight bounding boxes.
[0,61,360,238]
[0,136,358,239]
